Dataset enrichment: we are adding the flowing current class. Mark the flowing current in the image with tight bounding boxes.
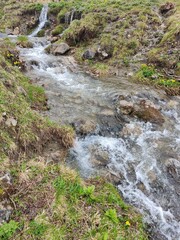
[29,4,48,37]
[19,6,180,240]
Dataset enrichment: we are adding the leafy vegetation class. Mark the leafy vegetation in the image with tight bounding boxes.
[135,64,180,95]
[4,163,147,240]
[0,220,19,240]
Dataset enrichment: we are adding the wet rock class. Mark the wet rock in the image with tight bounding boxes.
[51,43,70,55]
[165,158,180,181]
[133,101,165,125]
[30,60,39,67]
[98,115,123,137]
[12,27,20,35]
[159,2,175,15]
[147,170,157,183]
[121,123,142,137]
[82,49,97,60]
[115,96,165,125]
[137,182,146,192]
[72,119,97,135]
[99,169,122,184]
[100,109,114,116]
[118,100,134,115]
[90,147,110,167]
[62,10,82,24]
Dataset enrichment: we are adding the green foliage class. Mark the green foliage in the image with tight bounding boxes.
[54,176,84,202]
[0,220,19,240]
[140,64,155,78]
[37,30,45,37]
[48,2,67,14]
[51,25,64,36]
[157,79,180,87]
[25,3,43,12]
[83,185,95,197]
[28,221,47,237]
[17,35,28,43]
[105,209,119,224]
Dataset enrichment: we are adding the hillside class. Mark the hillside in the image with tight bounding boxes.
[0,1,149,240]
[0,0,179,239]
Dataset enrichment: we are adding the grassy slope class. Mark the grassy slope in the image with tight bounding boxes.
[48,0,180,94]
[0,10,148,240]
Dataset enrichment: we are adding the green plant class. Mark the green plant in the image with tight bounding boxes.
[0,220,19,240]
[105,209,119,224]
[51,25,64,36]
[83,185,95,197]
[37,30,45,37]
[28,221,47,237]
[17,35,28,42]
[140,64,155,78]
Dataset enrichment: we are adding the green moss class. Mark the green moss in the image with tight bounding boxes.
[51,25,64,36]
[37,30,45,37]
[0,220,19,240]
[23,3,43,12]
[62,13,106,45]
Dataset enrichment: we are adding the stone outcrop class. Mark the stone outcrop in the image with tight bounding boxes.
[50,42,70,55]
[82,49,97,60]
[72,119,97,135]
[116,98,165,125]
[159,2,175,15]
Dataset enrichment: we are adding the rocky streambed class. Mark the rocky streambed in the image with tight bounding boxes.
[18,35,180,240]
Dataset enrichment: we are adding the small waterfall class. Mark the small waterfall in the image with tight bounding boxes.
[65,9,81,25]
[29,4,48,37]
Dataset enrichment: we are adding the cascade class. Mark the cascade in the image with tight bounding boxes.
[29,4,48,37]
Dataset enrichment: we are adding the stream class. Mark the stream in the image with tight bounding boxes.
[17,5,180,240]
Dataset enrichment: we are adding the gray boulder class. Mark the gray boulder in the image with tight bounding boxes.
[82,49,97,60]
[52,43,70,55]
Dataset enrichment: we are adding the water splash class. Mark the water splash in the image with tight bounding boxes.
[29,4,48,37]
[69,120,180,239]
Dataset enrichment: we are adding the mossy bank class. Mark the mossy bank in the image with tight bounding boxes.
[46,0,179,94]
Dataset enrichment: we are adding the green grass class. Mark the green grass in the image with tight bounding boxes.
[46,0,180,86]
[134,64,180,95]
[0,220,19,240]
[6,163,148,240]
[0,39,74,162]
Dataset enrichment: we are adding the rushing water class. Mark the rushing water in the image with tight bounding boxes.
[19,5,180,240]
[29,4,48,37]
